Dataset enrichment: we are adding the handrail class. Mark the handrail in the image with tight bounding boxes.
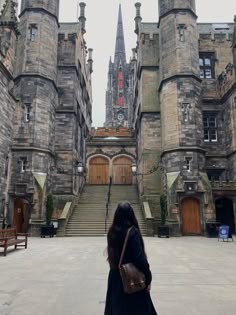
[105,176,112,233]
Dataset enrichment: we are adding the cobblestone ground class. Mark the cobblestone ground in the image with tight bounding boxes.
[0,236,235,315]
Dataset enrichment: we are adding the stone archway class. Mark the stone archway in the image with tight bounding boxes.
[112,156,132,185]
[89,156,109,184]
[181,197,201,235]
[215,198,235,234]
[13,199,30,233]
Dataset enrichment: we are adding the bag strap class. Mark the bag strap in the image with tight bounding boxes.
[118,227,133,268]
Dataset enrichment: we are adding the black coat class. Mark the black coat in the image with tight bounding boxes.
[104,227,157,315]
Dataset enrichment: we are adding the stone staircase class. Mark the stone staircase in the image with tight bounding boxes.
[65,184,147,236]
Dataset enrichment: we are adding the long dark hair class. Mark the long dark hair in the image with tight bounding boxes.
[107,201,145,269]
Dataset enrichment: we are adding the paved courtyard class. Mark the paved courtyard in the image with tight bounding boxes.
[0,236,235,315]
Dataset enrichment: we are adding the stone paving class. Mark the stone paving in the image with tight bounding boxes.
[0,236,235,315]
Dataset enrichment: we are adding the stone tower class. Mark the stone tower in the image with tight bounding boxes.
[0,0,19,219]
[104,4,131,127]
[159,0,214,226]
[9,0,60,220]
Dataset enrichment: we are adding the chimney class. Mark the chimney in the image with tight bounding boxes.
[134,2,142,35]
[79,2,86,34]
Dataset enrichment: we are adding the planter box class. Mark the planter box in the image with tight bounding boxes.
[158,225,170,238]
[41,225,54,238]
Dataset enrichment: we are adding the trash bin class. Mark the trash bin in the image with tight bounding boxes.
[206,221,221,237]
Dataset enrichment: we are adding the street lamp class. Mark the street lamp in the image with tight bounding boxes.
[131,160,160,176]
[76,159,84,176]
[131,162,137,175]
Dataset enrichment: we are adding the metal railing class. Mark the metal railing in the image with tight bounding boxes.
[105,176,112,233]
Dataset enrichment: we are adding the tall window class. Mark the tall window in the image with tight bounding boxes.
[203,114,218,142]
[118,70,123,106]
[28,25,38,41]
[199,53,215,79]
[4,155,9,177]
[185,157,192,172]
[20,158,27,173]
[24,104,30,122]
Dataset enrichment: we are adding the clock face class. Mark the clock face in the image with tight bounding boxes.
[117,113,124,121]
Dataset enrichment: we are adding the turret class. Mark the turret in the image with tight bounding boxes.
[134,2,142,35]
[0,0,19,74]
[11,0,60,204]
[16,0,59,81]
[158,0,204,177]
[20,0,59,18]
[79,2,86,34]
[158,0,196,18]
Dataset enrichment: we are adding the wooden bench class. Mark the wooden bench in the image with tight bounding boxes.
[0,228,28,256]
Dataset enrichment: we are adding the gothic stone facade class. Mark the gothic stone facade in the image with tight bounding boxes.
[131,0,236,235]
[0,0,93,234]
[104,4,132,129]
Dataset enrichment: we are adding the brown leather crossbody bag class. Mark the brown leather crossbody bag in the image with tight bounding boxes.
[118,227,146,294]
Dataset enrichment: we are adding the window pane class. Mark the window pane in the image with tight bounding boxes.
[199,58,203,66]
[200,70,204,78]
[209,117,216,127]
[205,69,212,78]
[204,58,211,66]
[204,130,209,141]
[203,117,209,127]
[210,129,217,141]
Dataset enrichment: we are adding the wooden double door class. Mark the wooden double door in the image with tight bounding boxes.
[89,156,132,185]
[181,197,201,235]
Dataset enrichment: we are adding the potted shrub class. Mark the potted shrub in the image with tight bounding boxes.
[41,193,55,238]
[158,193,170,238]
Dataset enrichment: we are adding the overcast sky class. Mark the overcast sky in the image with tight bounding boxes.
[14,0,236,126]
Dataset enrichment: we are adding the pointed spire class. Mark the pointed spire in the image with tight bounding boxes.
[114,4,126,67]
[0,0,18,32]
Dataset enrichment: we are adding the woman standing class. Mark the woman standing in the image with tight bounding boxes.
[104,201,157,315]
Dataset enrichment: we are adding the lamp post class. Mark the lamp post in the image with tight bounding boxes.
[75,159,84,176]
[131,160,160,176]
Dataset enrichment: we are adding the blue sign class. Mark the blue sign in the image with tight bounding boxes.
[218,225,230,241]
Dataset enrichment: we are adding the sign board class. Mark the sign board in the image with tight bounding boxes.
[171,208,178,214]
[218,225,230,241]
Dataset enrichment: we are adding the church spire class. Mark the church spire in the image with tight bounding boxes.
[0,0,18,32]
[114,4,126,67]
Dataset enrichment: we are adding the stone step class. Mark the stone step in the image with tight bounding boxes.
[65,184,146,237]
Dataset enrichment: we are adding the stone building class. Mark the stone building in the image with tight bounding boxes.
[130,0,236,235]
[0,0,92,234]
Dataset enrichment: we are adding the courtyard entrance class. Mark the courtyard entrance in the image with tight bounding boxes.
[181,197,201,235]
[215,197,235,233]
[13,199,29,233]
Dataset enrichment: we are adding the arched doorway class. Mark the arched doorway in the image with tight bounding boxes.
[89,156,109,184]
[215,198,235,233]
[13,199,29,233]
[181,197,201,235]
[112,156,132,185]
